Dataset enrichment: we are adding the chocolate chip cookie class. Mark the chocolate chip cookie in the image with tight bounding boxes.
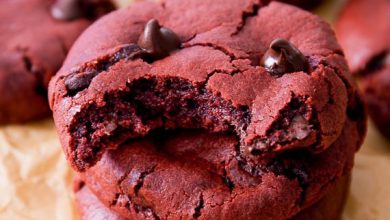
[49,0,365,172]
[0,0,114,124]
[335,0,390,138]
[48,0,366,218]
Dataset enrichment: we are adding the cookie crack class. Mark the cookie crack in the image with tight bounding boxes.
[113,166,160,219]
[134,165,157,195]
[182,43,247,85]
[117,168,133,194]
[111,192,160,220]
[183,43,239,60]
[193,193,204,219]
[203,68,240,88]
[221,167,235,192]
[231,1,261,36]
[291,168,309,207]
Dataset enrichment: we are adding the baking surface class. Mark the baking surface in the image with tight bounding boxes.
[0,0,389,219]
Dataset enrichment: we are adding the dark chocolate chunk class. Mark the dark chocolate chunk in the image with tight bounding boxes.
[51,0,83,21]
[260,38,307,76]
[138,19,181,59]
[65,71,98,95]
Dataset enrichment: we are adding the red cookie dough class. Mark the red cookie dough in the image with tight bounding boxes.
[335,0,390,138]
[0,0,113,124]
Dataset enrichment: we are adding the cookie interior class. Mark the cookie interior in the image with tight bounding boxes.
[71,74,318,171]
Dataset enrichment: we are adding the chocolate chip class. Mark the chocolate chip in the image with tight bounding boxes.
[51,0,83,21]
[65,70,98,95]
[260,38,307,76]
[138,19,181,59]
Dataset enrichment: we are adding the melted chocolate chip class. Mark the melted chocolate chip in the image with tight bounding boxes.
[65,70,98,95]
[260,38,307,76]
[51,0,83,21]
[138,19,181,59]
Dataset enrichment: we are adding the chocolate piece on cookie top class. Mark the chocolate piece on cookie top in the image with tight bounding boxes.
[260,38,308,76]
[138,19,181,59]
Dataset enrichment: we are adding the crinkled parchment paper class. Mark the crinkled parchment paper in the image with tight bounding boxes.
[1,0,389,219]
[0,120,75,220]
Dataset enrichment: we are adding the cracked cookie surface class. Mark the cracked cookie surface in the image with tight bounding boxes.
[0,0,113,124]
[49,0,363,172]
[75,174,350,220]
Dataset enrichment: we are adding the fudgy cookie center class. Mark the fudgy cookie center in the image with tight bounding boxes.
[70,75,316,171]
[71,77,248,168]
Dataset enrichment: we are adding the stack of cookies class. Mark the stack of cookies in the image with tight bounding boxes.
[48,0,367,219]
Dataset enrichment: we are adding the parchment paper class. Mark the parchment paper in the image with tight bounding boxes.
[1,0,389,219]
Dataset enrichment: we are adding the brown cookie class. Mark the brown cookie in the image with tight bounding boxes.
[335,0,390,138]
[0,0,114,124]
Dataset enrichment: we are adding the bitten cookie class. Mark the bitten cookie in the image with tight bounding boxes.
[335,0,390,138]
[0,0,114,124]
[49,0,365,172]
[78,117,360,219]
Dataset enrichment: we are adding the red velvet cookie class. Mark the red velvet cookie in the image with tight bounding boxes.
[0,0,114,124]
[76,118,358,219]
[74,175,350,220]
[49,0,365,173]
[335,0,390,138]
